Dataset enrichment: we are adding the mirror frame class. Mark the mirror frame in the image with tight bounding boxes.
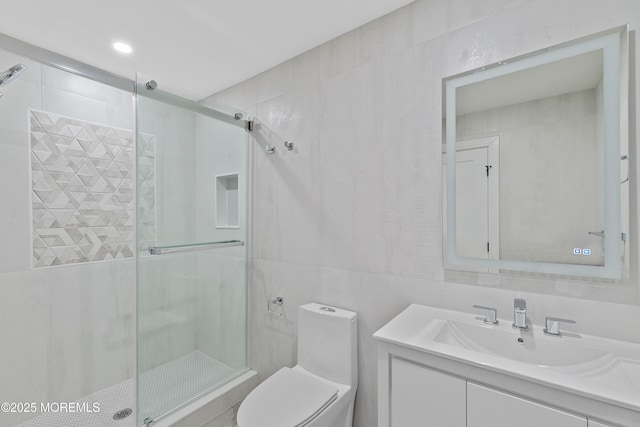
[443,25,629,280]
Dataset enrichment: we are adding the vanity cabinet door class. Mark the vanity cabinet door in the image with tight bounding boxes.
[390,357,465,426]
[467,383,587,427]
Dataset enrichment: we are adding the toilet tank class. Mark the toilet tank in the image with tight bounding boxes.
[297,303,358,387]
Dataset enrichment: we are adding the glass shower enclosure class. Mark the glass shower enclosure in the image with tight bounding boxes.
[0,32,249,427]
[135,75,249,425]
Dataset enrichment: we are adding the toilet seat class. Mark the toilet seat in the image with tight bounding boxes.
[237,367,338,427]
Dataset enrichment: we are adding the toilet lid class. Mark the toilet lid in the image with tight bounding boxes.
[238,367,338,427]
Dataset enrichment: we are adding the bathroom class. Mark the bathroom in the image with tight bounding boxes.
[0,0,638,426]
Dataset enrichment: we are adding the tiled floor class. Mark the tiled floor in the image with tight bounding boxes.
[17,351,236,427]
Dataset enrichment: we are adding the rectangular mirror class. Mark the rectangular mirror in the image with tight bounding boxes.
[443,26,629,280]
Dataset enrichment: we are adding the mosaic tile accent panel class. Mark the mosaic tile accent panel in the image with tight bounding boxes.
[137,132,156,253]
[29,109,134,267]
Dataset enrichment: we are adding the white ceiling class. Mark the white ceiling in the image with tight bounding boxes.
[0,0,413,100]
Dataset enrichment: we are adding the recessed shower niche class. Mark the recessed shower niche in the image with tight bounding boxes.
[216,173,239,228]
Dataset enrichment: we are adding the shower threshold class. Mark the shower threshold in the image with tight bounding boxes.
[16,351,238,427]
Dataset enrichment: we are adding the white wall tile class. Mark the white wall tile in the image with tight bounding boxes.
[0,271,49,426]
[44,260,135,400]
[0,261,135,426]
[196,253,247,370]
[412,0,449,45]
[0,144,31,273]
[42,66,132,112]
[569,0,640,39]
[248,260,323,383]
[445,0,531,33]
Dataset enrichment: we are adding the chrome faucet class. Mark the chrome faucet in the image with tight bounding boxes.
[513,298,528,330]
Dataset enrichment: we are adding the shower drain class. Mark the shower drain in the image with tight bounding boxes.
[113,408,133,421]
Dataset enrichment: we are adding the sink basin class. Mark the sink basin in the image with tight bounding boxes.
[433,320,612,368]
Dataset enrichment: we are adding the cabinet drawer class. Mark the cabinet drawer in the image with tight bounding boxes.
[467,383,587,427]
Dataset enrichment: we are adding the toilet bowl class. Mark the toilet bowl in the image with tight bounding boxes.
[237,303,358,427]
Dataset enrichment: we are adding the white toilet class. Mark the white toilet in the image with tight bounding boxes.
[237,303,358,427]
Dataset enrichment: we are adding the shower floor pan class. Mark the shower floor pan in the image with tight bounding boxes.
[17,351,236,427]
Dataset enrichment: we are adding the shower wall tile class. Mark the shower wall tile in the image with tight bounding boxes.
[0,79,41,147]
[0,57,42,275]
[44,260,136,401]
[0,260,135,426]
[137,255,199,374]
[29,109,135,267]
[194,114,248,243]
[0,143,31,273]
[41,86,122,132]
[137,98,197,245]
[42,66,130,110]
[196,253,247,369]
[41,65,134,130]
[191,113,249,373]
[0,270,49,427]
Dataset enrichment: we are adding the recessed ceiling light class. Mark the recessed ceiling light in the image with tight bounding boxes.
[112,42,132,54]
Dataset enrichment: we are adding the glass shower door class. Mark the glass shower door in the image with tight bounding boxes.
[135,75,248,425]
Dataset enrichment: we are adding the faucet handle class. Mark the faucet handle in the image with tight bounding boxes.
[543,317,576,336]
[473,305,498,325]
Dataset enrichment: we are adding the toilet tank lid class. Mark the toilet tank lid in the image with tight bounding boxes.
[301,303,357,320]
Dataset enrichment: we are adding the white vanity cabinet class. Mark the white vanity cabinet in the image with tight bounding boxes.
[390,357,466,426]
[467,383,586,427]
[374,305,640,427]
[381,353,589,427]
